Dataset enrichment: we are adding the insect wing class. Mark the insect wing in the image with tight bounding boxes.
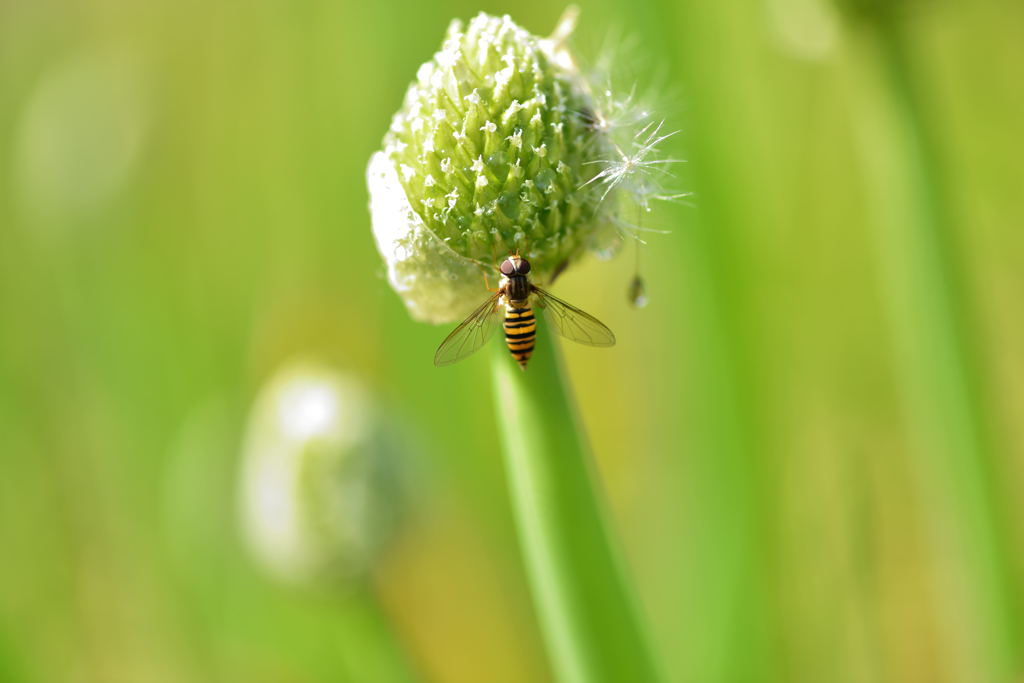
[532,286,616,347]
[434,292,503,366]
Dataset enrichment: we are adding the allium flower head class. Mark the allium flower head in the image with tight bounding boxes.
[368,10,677,323]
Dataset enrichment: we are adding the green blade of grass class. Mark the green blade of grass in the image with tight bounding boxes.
[336,589,419,683]
[490,331,661,683]
[850,16,1022,681]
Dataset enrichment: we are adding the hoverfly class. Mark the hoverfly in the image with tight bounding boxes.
[434,253,616,369]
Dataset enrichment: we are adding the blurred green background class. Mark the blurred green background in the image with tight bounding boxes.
[1,0,1022,681]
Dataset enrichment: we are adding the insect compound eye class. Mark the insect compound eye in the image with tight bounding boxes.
[517,258,531,274]
[500,260,515,276]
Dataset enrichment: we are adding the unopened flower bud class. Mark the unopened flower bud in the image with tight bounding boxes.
[240,362,407,586]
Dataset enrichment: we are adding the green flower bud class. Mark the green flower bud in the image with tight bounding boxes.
[240,362,407,586]
[368,10,667,324]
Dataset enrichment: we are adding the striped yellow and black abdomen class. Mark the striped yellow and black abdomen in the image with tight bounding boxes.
[503,303,536,369]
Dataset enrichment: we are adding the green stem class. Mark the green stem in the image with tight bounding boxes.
[851,17,1021,681]
[336,587,419,683]
[490,331,661,683]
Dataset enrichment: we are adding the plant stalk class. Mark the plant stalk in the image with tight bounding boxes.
[490,330,661,683]
[851,16,1021,681]
[336,587,419,683]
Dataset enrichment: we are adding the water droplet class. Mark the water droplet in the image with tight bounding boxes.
[487,149,508,168]
[628,275,648,308]
[533,168,554,192]
[497,191,519,219]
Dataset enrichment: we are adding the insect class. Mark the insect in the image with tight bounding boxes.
[434,253,616,369]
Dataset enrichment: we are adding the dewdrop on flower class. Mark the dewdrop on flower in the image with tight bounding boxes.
[367,9,679,324]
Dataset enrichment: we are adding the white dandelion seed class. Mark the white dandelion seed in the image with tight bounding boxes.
[580,119,683,207]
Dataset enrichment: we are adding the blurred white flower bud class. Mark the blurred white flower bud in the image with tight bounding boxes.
[240,362,406,586]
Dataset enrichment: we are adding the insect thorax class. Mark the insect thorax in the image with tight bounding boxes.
[503,274,531,303]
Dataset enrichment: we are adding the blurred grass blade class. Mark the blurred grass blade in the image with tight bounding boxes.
[850,17,1022,681]
[336,590,419,683]
[658,1,780,677]
[490,331,661,683]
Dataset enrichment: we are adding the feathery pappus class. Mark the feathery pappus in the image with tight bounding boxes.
[434,254,616,370]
